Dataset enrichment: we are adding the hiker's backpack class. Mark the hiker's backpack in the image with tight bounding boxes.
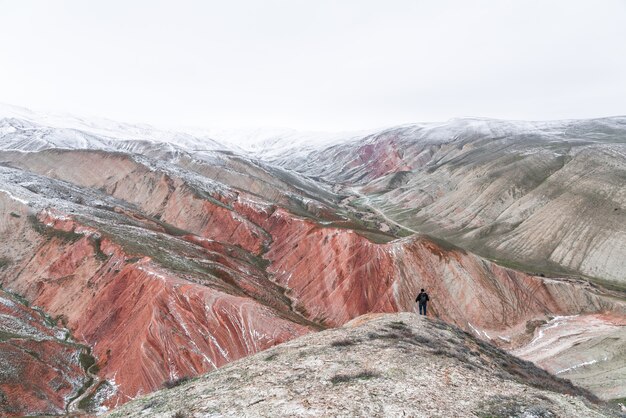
[419,293,428,303]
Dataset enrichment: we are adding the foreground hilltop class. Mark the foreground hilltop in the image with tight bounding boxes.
[107,313,620,418]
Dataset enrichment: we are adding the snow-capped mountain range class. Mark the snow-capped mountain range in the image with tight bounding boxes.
[5,103,624,160]
[0,103,366,156]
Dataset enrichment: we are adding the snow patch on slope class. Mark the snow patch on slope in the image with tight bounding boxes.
[0,103,228,153]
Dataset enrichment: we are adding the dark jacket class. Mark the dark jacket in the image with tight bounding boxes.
[416,292,429,304]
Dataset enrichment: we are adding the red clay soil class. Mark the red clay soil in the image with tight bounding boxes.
[346,137,412,181]
[1,173,623,412]
[258,208,623,335]
[2,212,312,409]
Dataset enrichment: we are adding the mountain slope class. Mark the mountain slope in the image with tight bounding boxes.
[269,117,626,287]
[106,313,620,418]
[0,111,625,414]
[0,103,227,152]
[0,162,320,411]
[2,146,623,408]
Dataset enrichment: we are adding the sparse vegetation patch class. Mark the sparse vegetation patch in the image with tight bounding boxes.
[330,338,361,347]
[387,320,408,330]
[330,370,380,385]
[77,380,114,412]
[476,395,556,418]
[79,350,97,373]
[90,236,110,262]
[163,376,192,389]
[27,214,84,243]
[0,257,10,269]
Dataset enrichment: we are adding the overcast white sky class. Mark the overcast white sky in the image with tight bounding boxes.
[1,0,625,131]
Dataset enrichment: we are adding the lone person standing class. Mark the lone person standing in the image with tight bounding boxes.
[415,288,429,316]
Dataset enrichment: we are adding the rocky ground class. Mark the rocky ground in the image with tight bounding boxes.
[107,313,623,418]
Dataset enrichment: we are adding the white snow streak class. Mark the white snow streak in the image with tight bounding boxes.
[0,189,29,205]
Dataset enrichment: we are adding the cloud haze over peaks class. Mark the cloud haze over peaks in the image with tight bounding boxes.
[0,0,625,133]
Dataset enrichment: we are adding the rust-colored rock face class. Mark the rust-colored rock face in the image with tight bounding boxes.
[263,213,625,336]
[0,116,625,414]
[262,209,398,326]
[1,208,313,411]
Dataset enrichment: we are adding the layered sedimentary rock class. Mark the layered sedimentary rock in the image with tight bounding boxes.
[0,170,317,412]
[262,214,625,331]
[106,313,620,418]
[0,114,625,414]
[10,148,618,334]
[9,217,312,407]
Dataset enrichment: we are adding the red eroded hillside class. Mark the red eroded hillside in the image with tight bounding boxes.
[1,208,314,409]
[0,130,625,415]
[256,208,624,334]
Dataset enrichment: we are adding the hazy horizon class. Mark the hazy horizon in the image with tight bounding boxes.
[1,1,625,131]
